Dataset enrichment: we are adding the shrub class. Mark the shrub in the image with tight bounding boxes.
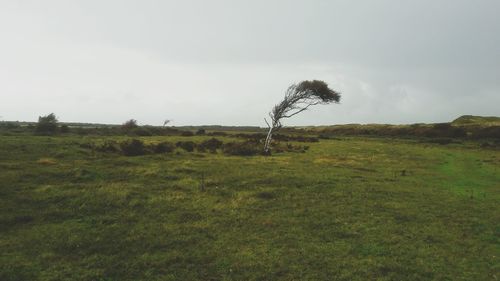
[35,113,58,135]
[196,128,206,135]
[223,141,261,156]
[198,138,224,153]
[176,141,196,152]
[153,141,175,153]
[120,139,147,156]
[181,131,194,137]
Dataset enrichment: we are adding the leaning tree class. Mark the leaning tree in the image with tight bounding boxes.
[264,80,341,153]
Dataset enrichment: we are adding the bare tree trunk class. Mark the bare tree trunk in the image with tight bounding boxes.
[264,126,274,153]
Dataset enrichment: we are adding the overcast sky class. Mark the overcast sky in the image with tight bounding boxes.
[1,0,499,126]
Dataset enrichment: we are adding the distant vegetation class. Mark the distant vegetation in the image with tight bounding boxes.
[0,115,498,152]
[310,116,500,141]
[452,115,500,126]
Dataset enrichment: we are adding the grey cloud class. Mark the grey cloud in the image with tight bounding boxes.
[0,0,499,125]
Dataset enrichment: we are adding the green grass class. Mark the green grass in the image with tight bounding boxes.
[1,135,499,280]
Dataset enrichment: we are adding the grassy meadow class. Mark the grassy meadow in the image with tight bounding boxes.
[1,133,499,280]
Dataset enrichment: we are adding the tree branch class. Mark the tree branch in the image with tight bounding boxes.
[264,118,271,128]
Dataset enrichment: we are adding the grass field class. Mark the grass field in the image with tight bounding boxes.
[1,135,499,280]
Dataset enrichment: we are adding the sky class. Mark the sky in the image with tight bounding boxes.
[1,0,499,126]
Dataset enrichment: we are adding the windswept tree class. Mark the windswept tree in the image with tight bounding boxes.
[163,119,172,127]
[264,80,341,153]
[35,113,59,135]
[122,119,138,130]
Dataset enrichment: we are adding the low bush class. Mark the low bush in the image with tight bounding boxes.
[223,141,261,156]
[153,141,175,153]
[120,139,147,156]
[198,138,224,153]
[35,113,59,135]
[176,141,196,152]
